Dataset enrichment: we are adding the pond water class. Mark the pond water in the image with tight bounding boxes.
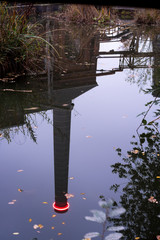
[1,5,160,240]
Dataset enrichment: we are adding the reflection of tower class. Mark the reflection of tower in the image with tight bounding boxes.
[53,103,73,213]
[52,85,97,213]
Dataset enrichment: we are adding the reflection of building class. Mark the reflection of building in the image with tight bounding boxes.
[0,78,97,214]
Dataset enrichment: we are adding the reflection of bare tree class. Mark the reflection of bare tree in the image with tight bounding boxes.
[120,26,160,90]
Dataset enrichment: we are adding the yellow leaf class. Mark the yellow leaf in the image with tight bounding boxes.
[80,193,85,195]
[156,176,160,178]
[29,218,32,222]
[62,222,65,224]
[51,226,55,229]
[38,224,44,229]
[58,233,62,235]
[135,237,140,240]
[132,149,139,154]
[52,214,56,218]
[18,188,23,192]
[42,202,48,204]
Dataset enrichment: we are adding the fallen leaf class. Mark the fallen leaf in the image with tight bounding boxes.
[132,149,139,154]
[51,226,55,229]
[12,200,16,202]
[33,224,39,230]
[42,202,48,204]
[13,232,19,235]
[58,233,62,236]
[135,238,140,240]
[17,170,24,173]
[29,218,32,222]
[8,201,15,205]
[37,231,40,233]
[69,177,74,180]
[86,136,92,138]
[156,176,160,178]
[80,193,85,195]
[65,193,74,199]
[83,197,87,200]
[0,133,3,137]
[38,224,44,229]
[52,214,56,218]
[18,188,23,192]
[62,222,65,225]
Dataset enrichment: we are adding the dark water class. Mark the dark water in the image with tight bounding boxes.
[1,5,160,240]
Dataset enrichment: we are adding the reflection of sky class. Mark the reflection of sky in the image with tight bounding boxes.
[0,45,157,240]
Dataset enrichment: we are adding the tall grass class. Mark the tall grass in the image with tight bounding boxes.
[0,2,51,78]
[62,4,112,24]
[135,8,160,25]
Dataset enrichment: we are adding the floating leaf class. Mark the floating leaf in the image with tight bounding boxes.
[51,226,55,229]
[52,214,56,218]
[29,218,32,222]
[107,226,125,231]
[58,233,62,235]
[135,237,140,240]
[38,224,44,229]
[83,197,87,200]
[65,193,74,199]
[85,210,106,223]
[8,201,15,205]
[18,188,23,192]
[69,177,74,180]
[17,170,24,173]
[132,149,139,154]
[84,232,100,238]
[13,232,20,235]
[156,176,160,178]
[105,233,123,240]
[42,202,48,204]
[33,224,39,229]
[86,136,92,138]
[81,193,85,195]
[109,207,126,218]
[62,222,65,225]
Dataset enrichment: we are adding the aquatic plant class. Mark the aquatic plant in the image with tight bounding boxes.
[135,8,160,25]
[0,2,59,79]
[83,198,125,240]
[60,4,114,24]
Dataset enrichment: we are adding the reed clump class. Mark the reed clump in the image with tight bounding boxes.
[135,8,160,25]
[61,4,114,24]
[0,2,45,79]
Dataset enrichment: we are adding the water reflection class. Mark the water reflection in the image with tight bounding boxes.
[1,6,160,238]
[110,95,160,239]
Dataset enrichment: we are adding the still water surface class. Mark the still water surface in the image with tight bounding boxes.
[1,7,160,240]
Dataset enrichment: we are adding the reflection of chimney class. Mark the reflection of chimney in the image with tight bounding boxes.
[53,103,73,213]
